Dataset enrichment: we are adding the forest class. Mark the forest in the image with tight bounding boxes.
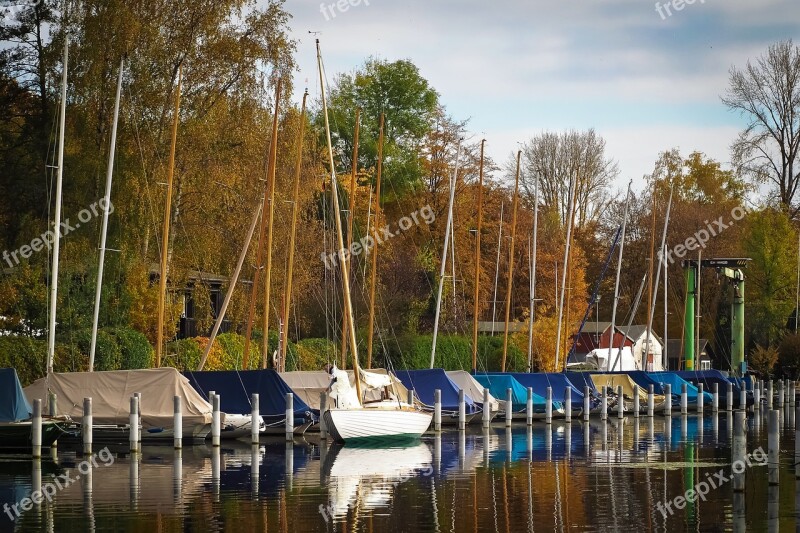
[2,0,800,385]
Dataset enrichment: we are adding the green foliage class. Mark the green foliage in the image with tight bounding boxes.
[384,334,525,372]
[165,338,203,372]
[110,327,153,370]
[71,329,121,371]
[0,336,45,385]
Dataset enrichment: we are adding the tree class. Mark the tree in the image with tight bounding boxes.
[778,333,800,379]
[749,344,778,377]
[723,40,800,218]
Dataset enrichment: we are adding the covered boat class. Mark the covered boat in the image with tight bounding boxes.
[474,374,563,418]
[675,370,750,406]
[646,371,713,407]
[0,368,67,451]
[183,369,315,436]
[508,372,589,414]
[395,369,479,424]
[589,373,668,412]
[446,370,500,424]
[25,368,213,444]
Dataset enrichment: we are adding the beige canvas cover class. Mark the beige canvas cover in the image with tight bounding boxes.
[280,369,411,410]
[589,373,666,403]
[24,368,213,429]
[446,370,500,411]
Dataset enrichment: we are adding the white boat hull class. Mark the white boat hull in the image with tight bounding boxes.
[323,408,432,443]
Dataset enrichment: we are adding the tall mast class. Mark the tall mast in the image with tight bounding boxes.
[526,173,539,372]
[430,139,462,369]
[242,78,282,369]
[491,203,504,335]
[663,243,668,369]
[609,180,632,366]
[89,58,123,372]
[340,108,360,368]
[46,34,69,375]
[500,151,521,372]
[471,140,485,373]
[155,64,182,368]
[366,114,385,369]
[280,91,308,369]
[317,40,362,400]
[644,181,674,370]
[644,184,657,368]
[554,177,577,371]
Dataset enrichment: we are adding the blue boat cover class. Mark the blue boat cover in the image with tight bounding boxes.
[648,372,713,402]
[0,368,32,422]
[395,369,478,413]
[675,370,744,395]
[183,370,311,418]
[565,371,599,393]
[504,373,585,403]
[474,374,549,411]
[614,371,667,395]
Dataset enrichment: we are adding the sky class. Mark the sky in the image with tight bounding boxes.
[275,0,800,193]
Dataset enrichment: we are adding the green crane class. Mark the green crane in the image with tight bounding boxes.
[681,258,750,375]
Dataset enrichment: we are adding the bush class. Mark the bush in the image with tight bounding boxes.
[165,338,203,371]
[384,333,526,371]
[0,336,46,385]
[110,327,153,370]
[72,329,121,371]
[295,338,336,370]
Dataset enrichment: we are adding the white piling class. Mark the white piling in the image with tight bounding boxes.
[285,393,294,442]
[633,386,640,418]
[680,384,688,415]
[134,392,142,444]
[733,410,746,492]
[790,381,795,409]
[664,384,672,417]
[769,409,779,485]
[434,389,442,432]
[458,389,466,430]
[565,387,572,422]
[48,392,57,449]
[526,387,533,426]
[713,382,719,412]
[767,380,773,410]
[32,399,42,459]
[211,394,221,447]
[754,384,761,412]
[250,393,259,445]
[739,387,747,412]
[319,392,328,439]
[617,386,624,419]
[647,384,654,417]
[697,383,704,414]
[505,388,513,427]
[174,395,182,450]
[727,382,734,411]
[600,386,607,421]
[129,396,139,453]
[408,389,415,407]
[583,386,590,421]
[545,387,552,424]
[482,388,490,428]
[82,397,92,456]
[778,380,785,408]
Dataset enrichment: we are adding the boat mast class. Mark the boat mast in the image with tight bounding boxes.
[366,114,385,369]
[340,109,360,368]
[242,78,282,369]
[526,172,539,372]
[491,203,504,335]
[317,40,362,399]
[280,90,308,370]
[608,180,632,370]
[500,151,521,372]
[430,139,462,369]
[155,64,182,368]
[644,181,674,370]
[554,177,577,371]
[89,58,123,372]
[471,139,485,374]
[663,243,668,369]
[46,34,69,375]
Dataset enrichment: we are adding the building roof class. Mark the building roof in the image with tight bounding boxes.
[580,321,612,334]
[621,325,662,344]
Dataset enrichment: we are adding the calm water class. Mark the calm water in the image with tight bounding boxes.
[1,411,798,532]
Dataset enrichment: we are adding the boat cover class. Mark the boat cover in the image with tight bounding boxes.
[445,370,500,412]
[0,368,32,422]
[506,373,585,403]
[647,372,713,402]
[25,368,213,429]
[183,369,312,419]
[394,369,478,413]
[675,370,745,396]
[589,373,666,403]
[280,369,411,410]
[473,374,548,411]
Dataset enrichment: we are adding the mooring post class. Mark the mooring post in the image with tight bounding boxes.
[727,382,734,411]
[250,393,259,445]
[768,409,779,485]
[285,393,294,442]
[617,386,624,419]
[795,406,800,479]
[565,387,572,422]
[408,389,415,407]
[483,388,490,428]
[697,383,704,414]
[779,380,785,408]
[664,384,672,417]
[681,383,688,415]
[434,389,442,432]
[211,393,221,447]
[740,386,747,412]
[633,386,639,418]
[526,387,533,426]
[713,382,719,412]
[134,392,142,445]
[48,392,57,449]
[754,382,761,412]
[545,387,552,424]
[583,386,590,421]
[789,380,795,410]
[319,392,328,439]
[767,380,773,410]
[174,395,182,450]
[505,388,513,427]
[600,386,607,421]
[83,397,92,456]
[732,410,746,492]
[458,389,466,430]
[647,385,654,417]
[32,399,42,459]
[130,396,139,453]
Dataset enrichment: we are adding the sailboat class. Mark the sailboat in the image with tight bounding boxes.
[315,39,431,443]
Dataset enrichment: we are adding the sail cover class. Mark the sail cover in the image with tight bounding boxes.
[25,368,213,429]
[280,370,411,410]
[0,368,32,422]
[394,369,478,413]
[183,369,312,419]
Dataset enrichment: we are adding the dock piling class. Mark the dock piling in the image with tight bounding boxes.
[32,399,42,459]
[727,382,734,411]
[458,389,466,430]
[211,393,221,447]
[565,387,572,422]
[583,386,590,422]
[697,383,704,413]
[250,393,259,445]
[285,393,294,442]
[483,388,490,428]
[545,387,552,424]
[526,387,533,426]
[647,385,654,417]
[505,388,513,427]
[434,389,442,432]
[134,392,141,444]
[48,393,57,449]
[768,409,779,485]
[82,397,92,456]
[600,386,607,421]
[174,395,182,450]
[633,386,639,418]
[680,384,688,415]
[617,386,624,419]
[130,396,139,453]
[713,383,719,412]
[733,410,746,492]
[664,384,672,417]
